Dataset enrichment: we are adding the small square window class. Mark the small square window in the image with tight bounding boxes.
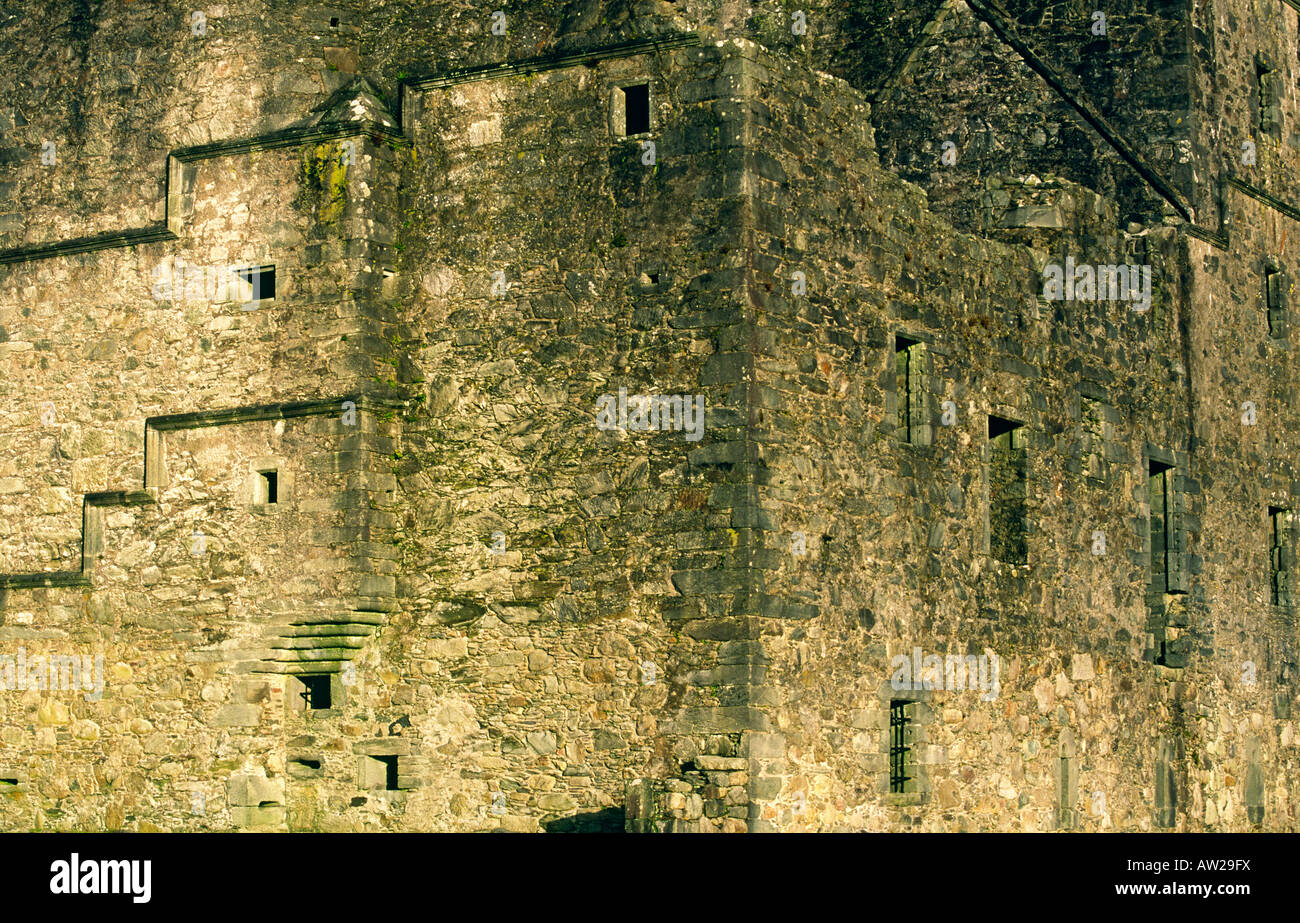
[236,265,276,303]
[362,754,401,791]
[330,16,340,28]
[293,674,331,710]
[256,469,278,505]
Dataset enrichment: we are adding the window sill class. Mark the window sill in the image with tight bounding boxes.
[883,792,925,807]
[298,708,343,720]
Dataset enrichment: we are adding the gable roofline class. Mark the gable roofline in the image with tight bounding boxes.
[874,0,1193,223]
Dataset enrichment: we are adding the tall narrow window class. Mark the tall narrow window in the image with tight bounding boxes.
[1057,731,1077,830]
[1258,54,1282,138]
[1266,259,1287,337]
[889,700,914,793]
[1155,738,1177,828]
[613,83,651,137]
[1271,506,1292,606]
[1080,396,1107,482]
[895,335,926,444]
[378,755,400,791]
[1149,460,1173,593]
[988,416,1027,564]
[256,469,278,505]
[1058,757,1073,828]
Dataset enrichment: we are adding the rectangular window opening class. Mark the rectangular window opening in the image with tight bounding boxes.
[1080,396,1106,481]
[1148,460,1173,593]
[364,754,401,791]
[1271,506,1291,606]
[608,82,650,138]
[618,83,650,136]
[1057,757,1073,829]
[236,265,276,302]
[889,700,914,794]
[895,335,923,444]
[1266,260,1287,337]
[297,673,331,710]
[988,414,1022,441]
[1258,57,1282,137]
[258,470,278,505]
[988,415,1028,564]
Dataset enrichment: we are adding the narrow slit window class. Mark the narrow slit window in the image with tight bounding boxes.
[895,335,925,444]
[889,700,914,793]
[988,415,1028,564]
[257,470,278,505]
[1058,757,1073,829]
[236,265,276,302]
[1057,734,1078,830]
[1080,396,1106,481]
[1258,55,1282,138]
[1266,260,1287,337]
[1148,460,1173,593]
[1271,506,1292,606]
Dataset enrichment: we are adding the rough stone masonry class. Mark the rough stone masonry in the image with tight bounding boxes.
[0,0,1297,831]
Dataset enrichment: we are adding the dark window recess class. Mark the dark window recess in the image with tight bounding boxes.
[622,83,650,135]
[237,265,275,301]
[0,778,19,787]
[1057,757,1073,829]
[258,470,278,505]
[330,16,340,27]
[1266,260,1287,337]
[1155,739,1177,827]
[988,416,1027,564]
[292,757,322,770]
[1080,397,1106,481]
[299,674,331,709]
[1258,55,1282,138]
[889,700,914,793]
[895,335,925,444]
[376,755,400,791]
[1271,507,1293,606]
[1148,460,1173,593]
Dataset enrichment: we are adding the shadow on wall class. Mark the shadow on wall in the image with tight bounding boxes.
[541,807,627,833]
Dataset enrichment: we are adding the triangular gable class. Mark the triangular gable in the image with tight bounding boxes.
[299,77,399,132]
